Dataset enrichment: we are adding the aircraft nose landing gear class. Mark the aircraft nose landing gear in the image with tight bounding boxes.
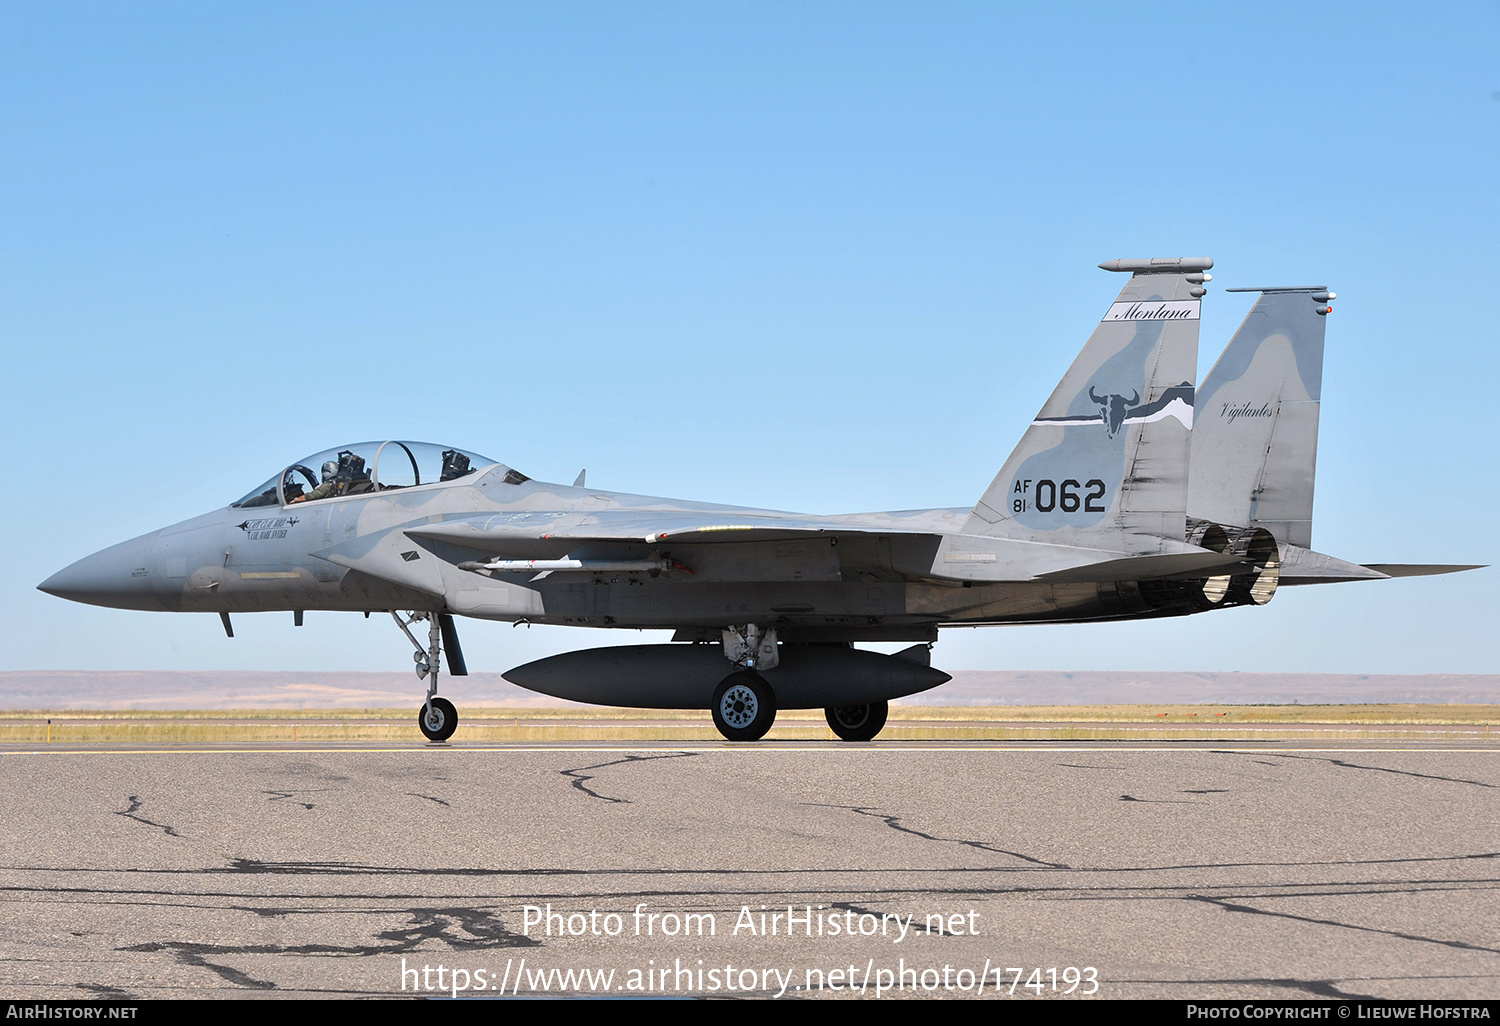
[420,697,458,742]
[392,610,464,742]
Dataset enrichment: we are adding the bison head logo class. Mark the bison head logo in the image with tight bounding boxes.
[1089,386,1140,438]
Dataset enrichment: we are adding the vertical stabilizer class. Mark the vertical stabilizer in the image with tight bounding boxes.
[965,258,1209,552]
[1189,287,1332,549]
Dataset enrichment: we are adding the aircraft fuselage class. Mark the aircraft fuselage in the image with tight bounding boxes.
[42,467,1190,640]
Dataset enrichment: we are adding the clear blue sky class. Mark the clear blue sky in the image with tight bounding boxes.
[4,3,1497,677]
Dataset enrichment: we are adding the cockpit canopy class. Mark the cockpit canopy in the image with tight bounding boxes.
[232,442,513,508]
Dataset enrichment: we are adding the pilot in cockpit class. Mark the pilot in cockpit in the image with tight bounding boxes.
[290,461,341,504]
[440,449,471,481]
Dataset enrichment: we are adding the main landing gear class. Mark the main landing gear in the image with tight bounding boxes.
[824,701,888,743]
[712,670,777,742]
[710,625,897,742]
[711,625,780,742]
[392,610,468,742]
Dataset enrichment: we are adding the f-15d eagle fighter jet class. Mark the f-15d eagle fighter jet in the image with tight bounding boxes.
[39,257,1477,742]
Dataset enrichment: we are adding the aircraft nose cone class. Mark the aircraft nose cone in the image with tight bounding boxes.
[38,532,166,611]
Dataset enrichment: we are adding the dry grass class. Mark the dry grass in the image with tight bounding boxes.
[0,704,1495,744]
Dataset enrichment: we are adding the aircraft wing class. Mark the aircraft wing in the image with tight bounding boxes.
[404,510,941,551]
[409,511,1251,585]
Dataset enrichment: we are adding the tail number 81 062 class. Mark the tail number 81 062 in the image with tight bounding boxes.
[1012,478,1107,514]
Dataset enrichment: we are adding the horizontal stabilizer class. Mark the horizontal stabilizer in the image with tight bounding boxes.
[1278,548,1484,585]
[1277,545,1388,584]
[1034,550,1250,584]
[1363,564,1486,578]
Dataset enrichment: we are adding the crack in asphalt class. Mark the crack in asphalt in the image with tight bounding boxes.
[559,752,697,803]
[373,906,543,951]
[827,901,891,919]
[262,790,331,809]
[5,847,1496,881]
[114,796,180,838]
[812,804,1072,869]
[1190,894,1500,955]
[119,906,541,989]
[1119,794,1198,803]
[1240,752,1499,789]
[119,941,275,989]
[1126,976,1381,1000]
[407,793,450,807]
[10,876,1499,918]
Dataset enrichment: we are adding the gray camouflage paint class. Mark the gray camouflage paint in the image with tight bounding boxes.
[39,261,1473,710]
[1188,288,1328,549]
[966,262,1205,546]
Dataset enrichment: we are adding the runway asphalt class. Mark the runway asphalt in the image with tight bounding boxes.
[1,738,1497,1000]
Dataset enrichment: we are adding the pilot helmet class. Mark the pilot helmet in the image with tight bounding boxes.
[321,461,338,482]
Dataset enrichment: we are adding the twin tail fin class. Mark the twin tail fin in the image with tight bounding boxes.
[965,257,1210,553]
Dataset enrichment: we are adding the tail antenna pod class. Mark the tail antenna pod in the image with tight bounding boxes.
[1099,257,1214,274]
[1225,285,1335,316]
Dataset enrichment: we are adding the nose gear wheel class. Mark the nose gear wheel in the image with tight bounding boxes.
[419,697,458,742]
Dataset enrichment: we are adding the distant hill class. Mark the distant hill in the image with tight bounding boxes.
[913,670,1500,706]
[1,669,1497,709]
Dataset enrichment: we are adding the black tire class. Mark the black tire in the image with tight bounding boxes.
[419,697,458,742]
[825,701,888,742]
[711,671,777,742]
